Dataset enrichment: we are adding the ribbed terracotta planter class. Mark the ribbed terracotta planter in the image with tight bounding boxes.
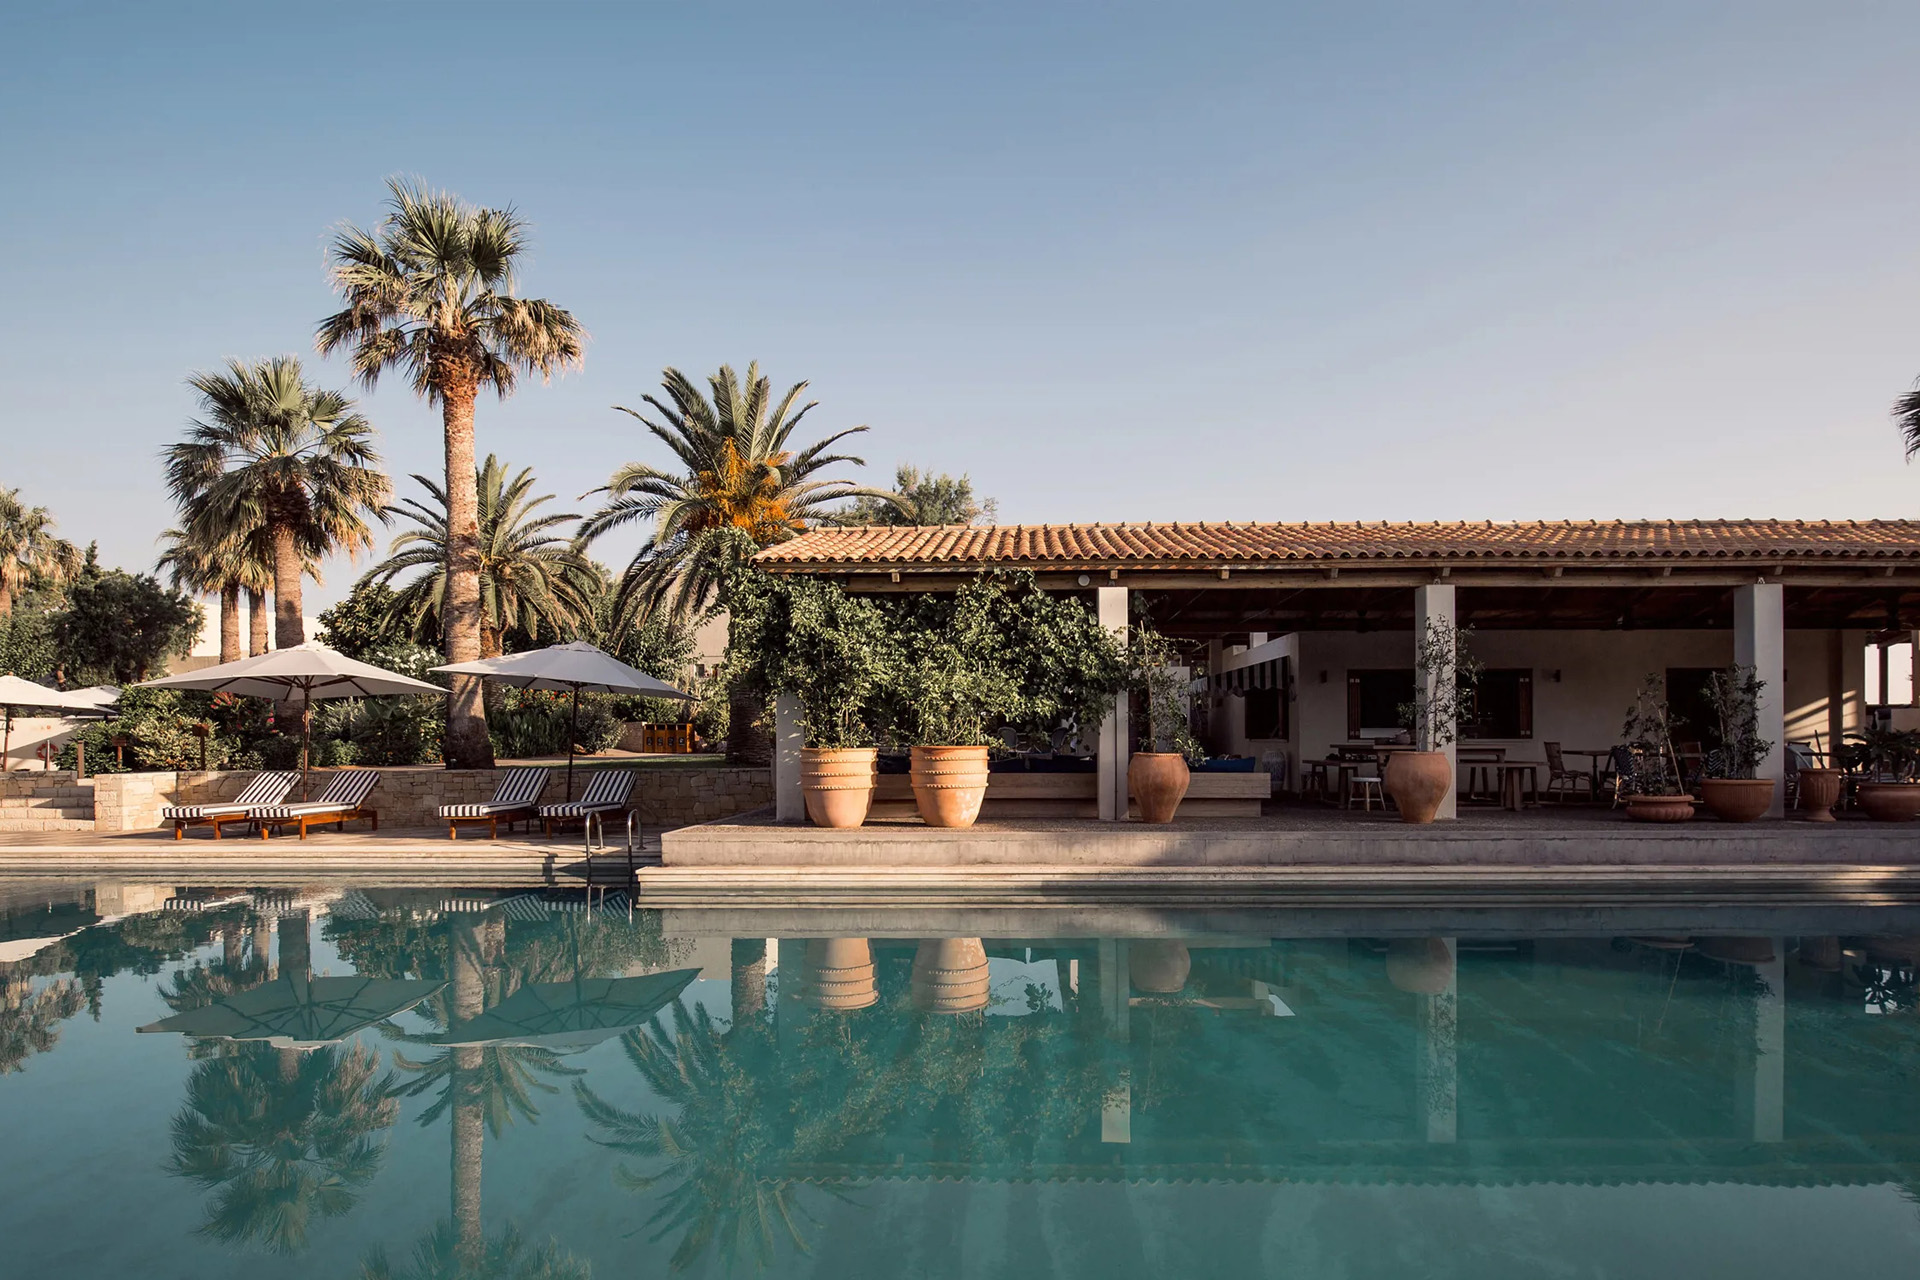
[1797,768,1842,822]
[1700,778,1776,823]
[803,937,877,1012]
[1130,941,1191,993]
[1858,782,1920,822]
[910,937,990,1014]
[799,747,877,828]
[1383,751,1452,824]
[1128,753,1191,823]
[1386,938,1454,995]
[909,745,991,828]
[1624,794,1696,823]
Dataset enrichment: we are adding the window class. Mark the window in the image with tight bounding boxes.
[1246,687,1284,739]
[1347,669,1414,739]
[1665,668,1718,752]
[1462,669,1533,740]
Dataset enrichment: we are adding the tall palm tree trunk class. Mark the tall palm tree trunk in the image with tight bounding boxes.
[248,588,269,656]
[0,578,13,619]
[270,524,305,650]
[218,583,241,665]
[440,381,493,769]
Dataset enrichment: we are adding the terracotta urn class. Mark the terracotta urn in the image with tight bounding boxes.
[1699,778,1776,823]
[1128,753,1191,823]
[1383,751,1452,824]
[1386,938,1454,995]
[909,745,991,828]
[1129,941,1191,993]
[799,747,877,829]
[803,937,877,1012]
[1857,782,1920,823]
[910,937,990,1014]
[1797,768,1843,822]
[1624,794,1696,822]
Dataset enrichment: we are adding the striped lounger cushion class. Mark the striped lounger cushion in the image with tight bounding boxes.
[440,767,547,818]
[538,769,635,818]
[162,771,300,821]
[252,770,381,820]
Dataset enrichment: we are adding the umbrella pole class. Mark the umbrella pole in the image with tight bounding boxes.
[301,686,313,800]
[567,685,579,800]
[2,708,10,774]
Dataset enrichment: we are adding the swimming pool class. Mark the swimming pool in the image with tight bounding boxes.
[4,881,1919,1277]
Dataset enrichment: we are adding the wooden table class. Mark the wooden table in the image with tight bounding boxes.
[1457,747,1507,802]
[1559,748,1611,799]
[1493,761,1541,811]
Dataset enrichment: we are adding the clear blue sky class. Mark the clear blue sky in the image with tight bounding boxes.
[7,2,1920,611]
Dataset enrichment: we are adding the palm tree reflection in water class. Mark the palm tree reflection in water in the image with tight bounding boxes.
[163,909,401,1255]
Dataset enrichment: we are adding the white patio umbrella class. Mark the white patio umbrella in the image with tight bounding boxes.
[136,972,447,1050]
[434,641,691,799]
[138,642,447,796]
[0,674,100,771]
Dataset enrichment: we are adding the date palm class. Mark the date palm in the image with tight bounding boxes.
[0,487,80,618]
[368,456,596,658]
[165,357,388,652]
[157,525,274,665]
[582,364,894,629]
[318,178,585,769]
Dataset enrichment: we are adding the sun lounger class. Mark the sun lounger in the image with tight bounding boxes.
[538,768,636,835]
[250,770,382,840]
[160,771,300,839]
[439,767,549,839]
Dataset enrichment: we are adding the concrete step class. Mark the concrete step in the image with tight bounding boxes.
[0,817,97,832]
[0,796,96,811]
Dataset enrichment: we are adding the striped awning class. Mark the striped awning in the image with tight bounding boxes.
[1211,656,1291,695]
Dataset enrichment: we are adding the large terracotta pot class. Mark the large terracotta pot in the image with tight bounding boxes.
[1382,751,1452,824]
[1857,782,1920,822]
[1386,938,1454,995]
[1130,941,1191,993]
[1128,753,1191,823]
[799,747,877,828]
[910,937,990,1014]
[1624,794,1696,822]
[803,937,877,1011]
[909,745,991,828]
[1699,778,1776,823]
[1797,768,1842,822]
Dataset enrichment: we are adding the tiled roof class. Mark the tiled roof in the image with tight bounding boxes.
[756,520,1920,570]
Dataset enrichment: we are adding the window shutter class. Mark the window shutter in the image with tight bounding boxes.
[1518,670,1534,739]
[1346,673,1361,739]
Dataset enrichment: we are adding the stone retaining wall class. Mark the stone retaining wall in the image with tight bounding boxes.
[121,763,770,833]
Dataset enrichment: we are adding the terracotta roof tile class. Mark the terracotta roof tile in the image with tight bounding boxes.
[756,520,1920,570]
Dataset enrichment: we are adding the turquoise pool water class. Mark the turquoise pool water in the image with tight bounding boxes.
[4,882,1920,1278]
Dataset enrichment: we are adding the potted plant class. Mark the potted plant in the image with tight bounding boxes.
[1620,674,1694,822]
[1846,726,1920,821]
[1697,665,1776,822]
[1384,618,1481,824]
[733,575,895,828]
[1125,623,1202,822]
[894,582,1020,828]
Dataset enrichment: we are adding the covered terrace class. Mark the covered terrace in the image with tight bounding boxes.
[756,519,1920,823]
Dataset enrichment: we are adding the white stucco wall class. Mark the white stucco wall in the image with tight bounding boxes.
[1215,628,1867,793]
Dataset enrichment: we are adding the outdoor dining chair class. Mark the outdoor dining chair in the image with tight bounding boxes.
[250,770,382,840]
[440,766,549,839]
[1542,743,1590,804]
[161,770,299,839]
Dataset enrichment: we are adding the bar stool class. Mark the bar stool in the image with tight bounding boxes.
[1348,772,1385,811]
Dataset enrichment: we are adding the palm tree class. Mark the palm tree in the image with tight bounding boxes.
[358,1220,591,1280]
[1896,384,1920,459]
[0,487,80,619]
[581,364,895,629]
[368,456,596,657]
[156,525,274,666]
[318,178,585,769]
[164,356,389,652]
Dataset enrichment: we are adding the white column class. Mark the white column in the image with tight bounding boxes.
[1910,631,1920,706]
[1097,587,1130,821]
[1735,584,1786,817]
[772,693,805,822]
[1098,939,1131,1143]
[1414,584,1457,821]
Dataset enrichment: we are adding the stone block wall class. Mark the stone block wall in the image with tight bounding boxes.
[93,772,178,832]
[633,767,771,828]
[0,769,80,797]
